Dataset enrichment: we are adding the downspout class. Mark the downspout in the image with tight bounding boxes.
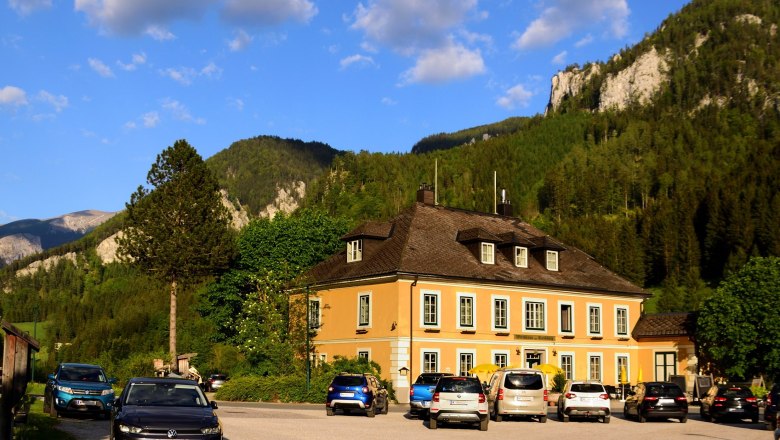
[410,276,418,379]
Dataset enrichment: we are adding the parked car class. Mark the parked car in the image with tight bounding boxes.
[429,376,489,431]
[623,381,688,423]
[700,384,759,423]
[766,382,780,430]
[326,373,388,417]
[557,380,611,423]
[43,362,116,419]
[486,368,548,422]
[205,374,228,392]
[409,372,453,418]
[111,377,221,440]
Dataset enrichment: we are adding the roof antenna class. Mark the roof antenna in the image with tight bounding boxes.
[435,158,439,206]
[493,171,497,214]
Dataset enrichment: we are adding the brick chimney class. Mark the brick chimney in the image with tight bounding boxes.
[417,183,434,205]
[497,189,513,216]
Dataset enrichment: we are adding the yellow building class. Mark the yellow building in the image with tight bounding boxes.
[305,187,696,402]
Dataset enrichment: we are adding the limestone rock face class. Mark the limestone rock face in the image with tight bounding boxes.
[16,252,77,278]
[599,47,670,111]
[547,65,600,113]
[260,181,306,219]
[0,233,42,265]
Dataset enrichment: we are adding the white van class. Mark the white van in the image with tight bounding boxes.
[487,368,548,422]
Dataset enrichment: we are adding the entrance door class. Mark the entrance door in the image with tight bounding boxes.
[525,350,542,368]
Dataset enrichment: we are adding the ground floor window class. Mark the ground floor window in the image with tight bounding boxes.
[423,352,438,373]
[459,352,474,376]
[525,350,542,368]
[494,352,508,368]
[358,350,370,361]
[589,355,602,381]
[560,355,573,380]
[655,352,676,381]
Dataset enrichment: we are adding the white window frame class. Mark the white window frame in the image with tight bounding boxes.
[311,352,327,367]
[347,239,363,263]
[420,348,440,374]
[491,295,510,332]
[492,350,510,368]
[587,303,602,336]
[546,250,559,271]
[357,349,371,361]
[615,353,630,385]
[481,242,495,264]
[308,298,321,330]
[558,301,574,335]
[587,352,603,382]
[357,291,372,328]
[457,349,476,377]
[420,289,441,329]
[456,292,477,330]
[515,246,529,268]
[614,305,630,337]
[522,297,547,333]
[559,351,575,381]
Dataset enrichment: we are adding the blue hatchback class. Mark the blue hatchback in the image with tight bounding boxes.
[44,362,116,418]
[326,373,388,417]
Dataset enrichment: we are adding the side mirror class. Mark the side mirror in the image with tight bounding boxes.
[108,377,118,384]
[113,397,121,407]
[47,373,55,381]
[210,401,219,409]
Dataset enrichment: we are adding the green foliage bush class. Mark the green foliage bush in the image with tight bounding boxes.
[751,385,768,400]
[552,372,567,393]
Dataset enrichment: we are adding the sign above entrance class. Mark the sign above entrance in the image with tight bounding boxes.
[514,334,556,341]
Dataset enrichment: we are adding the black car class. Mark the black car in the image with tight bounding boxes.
[623,381,688,423]
[700,385,758,423]
[766,383,780,430]
[111,377,222,440]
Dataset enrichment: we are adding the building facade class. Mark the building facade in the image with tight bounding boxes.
[305,187,695,402]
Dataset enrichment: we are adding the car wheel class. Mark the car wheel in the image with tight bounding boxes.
[382,401,389,415]
[539,415,547,423]
[680,416,687,423]
[429,418,438,430]
[479,418,488,431]
[326,407,334,416]
[366,405,375,418]
[701,408,711,422]
[495,411,503,423]
[639,412,647,423]
[712,415,719,423]
[604,415,610,424]
[562,413,570,423]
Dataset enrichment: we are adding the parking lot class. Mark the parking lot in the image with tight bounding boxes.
[57,401,775,440]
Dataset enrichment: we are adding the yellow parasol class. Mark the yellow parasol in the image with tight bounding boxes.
[468,363,500,383]
[637,366,643,383]
[620,365,628,384]
[533,363,563,388]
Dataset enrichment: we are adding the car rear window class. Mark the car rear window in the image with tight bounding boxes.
[212,375,226,380]
[504,373,543,390]
[331,376,365,387]
[438,378,483,393]
[571,383,605,393]
[415,375,442,385]
[720,387,752,398]
[646,384,684,397]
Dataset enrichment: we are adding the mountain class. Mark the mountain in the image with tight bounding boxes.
[0,210,116,266]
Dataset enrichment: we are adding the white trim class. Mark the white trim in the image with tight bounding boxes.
[615,352,630,385]
[614,305,630,337]
[481,242,495,264]
[457,348,477,376]
[420,289,441,329]
[456,292,477,330]
[557,300,575,336]
[347,239,363,263]
[420,348,441,375]
[308,297,322,331]
[586,302,603,336]
[491,294,511,332]
[491,349,510,368]
[558,351,575,381]
[357,348,371,361]
[546,250,559,271]
[587,352,603,382]
[522,297,548,333]
[515,246,529,268]
[356,291,373,329]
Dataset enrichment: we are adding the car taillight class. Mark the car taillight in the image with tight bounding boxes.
[479,394,486,403]
[746,397,757,403]
[328,386,334,392]
[643,396,658,402]
[497,388,504,401]
[544,389,548,402]
[675,396,687,402]
[565,392,576,399]
[714,396,727,402]
[432,392,440,403]
[362,387,369,393]
[410,388,414,397]
[599,394,609,400]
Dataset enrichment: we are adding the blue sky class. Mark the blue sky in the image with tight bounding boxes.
[1,0,689,222]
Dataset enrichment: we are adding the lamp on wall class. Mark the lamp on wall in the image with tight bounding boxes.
[553,350,557,357]
[515,348,521,355]
[399,367,409,377]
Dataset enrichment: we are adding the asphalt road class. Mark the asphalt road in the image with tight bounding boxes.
[56,401,776,440]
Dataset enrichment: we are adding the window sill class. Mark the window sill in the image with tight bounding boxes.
[356,329,368,335]
[494,332,510,336]
[561,334,575,339]
[590,336,603,340]
[617,337,630,341]
[424,328,440,333]
[460,330,476,334]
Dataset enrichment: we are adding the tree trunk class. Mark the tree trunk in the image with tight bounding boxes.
[170,278,178,374]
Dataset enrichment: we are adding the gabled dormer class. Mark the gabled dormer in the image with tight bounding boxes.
[456,228,502,264]
[530,236,566,271]
[497,232,536,268]
[341,222,393,263]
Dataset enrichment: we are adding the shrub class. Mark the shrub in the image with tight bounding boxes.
[552,372,567,393]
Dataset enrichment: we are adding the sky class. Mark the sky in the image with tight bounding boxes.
[1,0,690,223]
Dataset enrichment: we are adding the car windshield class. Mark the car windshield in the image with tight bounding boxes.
[125,383,209,407]
[331,376,364,387]
[504,373,543,390]
[59,366,107,383]
[415,375,442,385]
[720,387,752,398]
[438,378,482,393]
[571,383,605,393]
[646,384,684,397]
[211,375,226,381]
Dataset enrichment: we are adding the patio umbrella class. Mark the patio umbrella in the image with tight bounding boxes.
[468,363,500,383]
[533,363,563,388]
[620,366,628,384]
[637,367,643,383]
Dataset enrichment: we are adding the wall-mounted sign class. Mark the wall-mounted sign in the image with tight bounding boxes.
[513,334,556,342]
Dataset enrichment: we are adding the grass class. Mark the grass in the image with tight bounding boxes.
[12,399,77,440]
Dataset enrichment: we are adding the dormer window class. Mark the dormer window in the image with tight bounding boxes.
[347,239,363,263]
[546,250,559,271]
[515,246,528,268]
[481,242,495,264]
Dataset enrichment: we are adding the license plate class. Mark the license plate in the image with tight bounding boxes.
[450,401,466,405]
[515,396,531,401]
[422,401,430,407]
[339,392,354,397]
[74,400,98,406]
[659,398,673,405]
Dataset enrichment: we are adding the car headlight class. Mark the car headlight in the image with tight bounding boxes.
[201,426,221,435]
[56,385,73,394]
[119,424,143,434]
[101,389,115,396]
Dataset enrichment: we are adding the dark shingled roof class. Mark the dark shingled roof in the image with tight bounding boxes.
[307,202,648,296]
[341,221,393,240]
[632,312,696,339]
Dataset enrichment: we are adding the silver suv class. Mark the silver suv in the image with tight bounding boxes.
[487,368,548,422]
[429,376,489,431]
[557,380,611,423]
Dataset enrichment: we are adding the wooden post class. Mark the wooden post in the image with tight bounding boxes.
[0,319,40,440]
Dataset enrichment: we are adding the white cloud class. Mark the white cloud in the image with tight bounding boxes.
[339,54,376,70]
[161,67,196,85]
[496,84,533,110]
[400,43,484,85]
[514,0,629,49]
[37,90,69,112]
[142,111,159,127]
[228,29,253,51]
[0,85,28,107]
[228,98,244,111]
[9,0,51,16]
[124,121,137,129]
[221,0,317,26]
[201,62,222,78]
[162,98,205,124]
[74,0,211,36]
[88,57,114,77]
[381,97,397,106]
[117,51,147,71]
[145,25,176,41]
[552,50,567,65]
[575,33,594,47]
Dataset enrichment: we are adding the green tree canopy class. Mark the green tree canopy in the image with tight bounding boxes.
[118,139,236,371]
[696,256,780,381]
